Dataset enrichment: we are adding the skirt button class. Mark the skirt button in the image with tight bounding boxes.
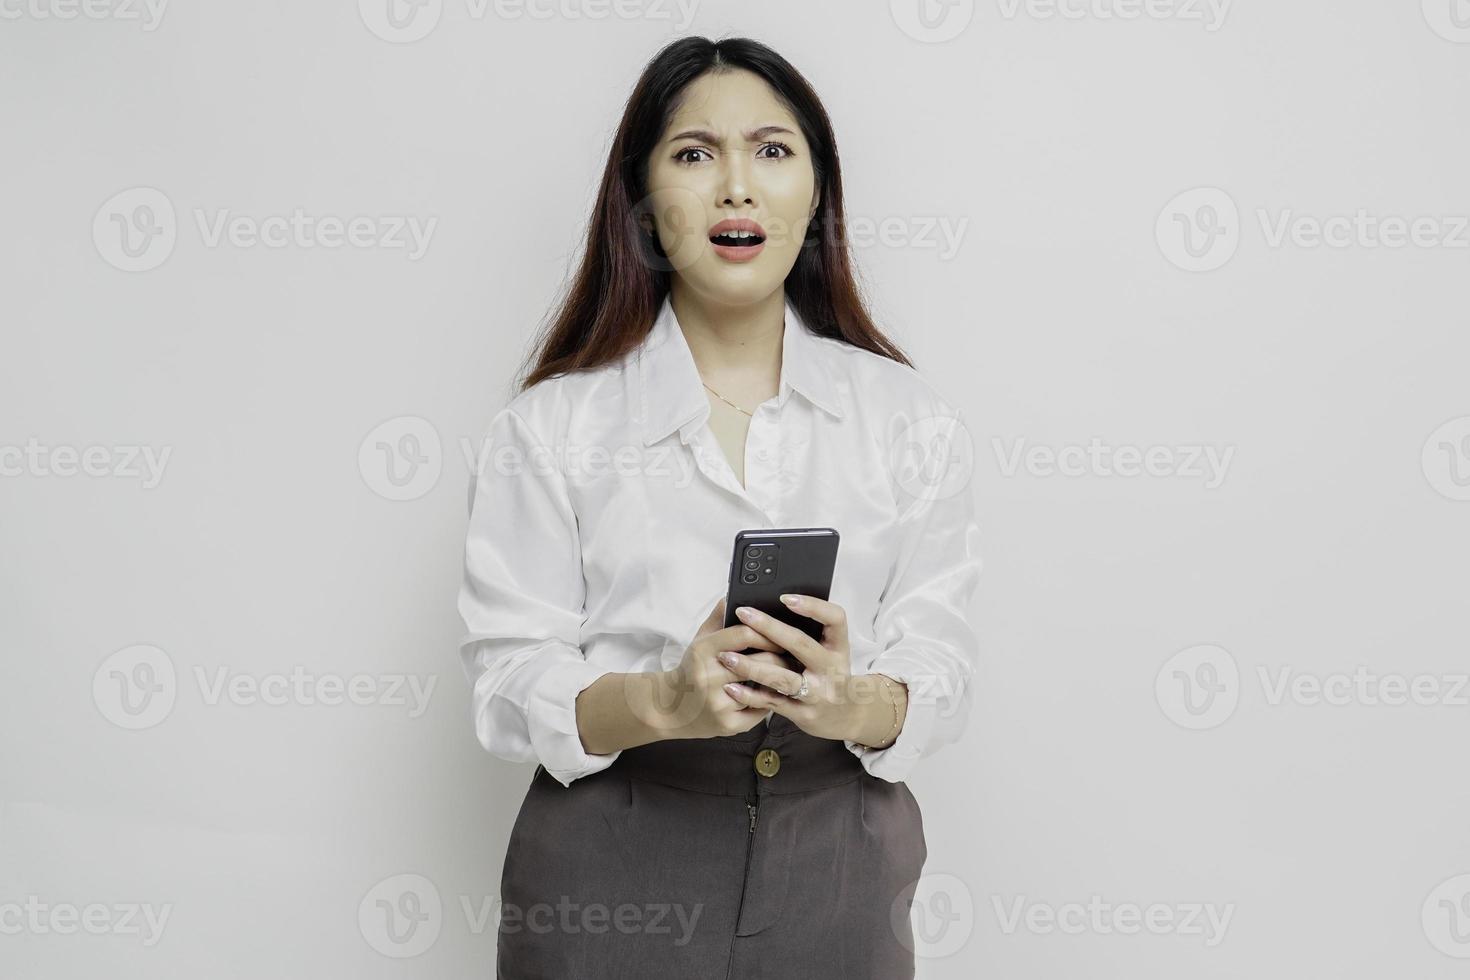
[754,748,781,778]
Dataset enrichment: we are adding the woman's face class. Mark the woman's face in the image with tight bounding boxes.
[642,69,820,305]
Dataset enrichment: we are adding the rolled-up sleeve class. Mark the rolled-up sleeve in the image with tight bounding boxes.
[845,406,983,783]
[457,405,620,788]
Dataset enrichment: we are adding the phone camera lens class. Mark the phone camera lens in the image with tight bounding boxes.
[744,546,762,559]
[742,572,758,584]
[744,559,759,570]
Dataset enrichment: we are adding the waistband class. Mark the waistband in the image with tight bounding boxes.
[611,713,865,798]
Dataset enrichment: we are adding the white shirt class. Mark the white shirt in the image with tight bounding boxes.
[457,294,982,789]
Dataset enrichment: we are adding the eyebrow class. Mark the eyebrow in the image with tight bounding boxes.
[666,125,796,146]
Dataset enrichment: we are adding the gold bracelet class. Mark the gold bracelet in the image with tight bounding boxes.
[870,675,902,748]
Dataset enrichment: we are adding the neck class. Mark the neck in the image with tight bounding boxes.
[668,284,786,389]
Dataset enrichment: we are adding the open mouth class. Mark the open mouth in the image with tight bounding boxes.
[709,231,766,248]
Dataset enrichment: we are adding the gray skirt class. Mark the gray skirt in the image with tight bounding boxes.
[496,713,928,979]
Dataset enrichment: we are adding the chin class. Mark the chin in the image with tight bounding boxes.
[689,262,790,299]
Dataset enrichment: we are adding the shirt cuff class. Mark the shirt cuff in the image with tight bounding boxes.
[526,658,621,788]
[843,658,943,783]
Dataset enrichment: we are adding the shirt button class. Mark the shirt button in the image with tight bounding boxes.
[754,748,781,778]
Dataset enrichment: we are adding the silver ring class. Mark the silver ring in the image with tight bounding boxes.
[788,674,811,700]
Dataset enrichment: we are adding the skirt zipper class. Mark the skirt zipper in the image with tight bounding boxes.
[723,794,760,980]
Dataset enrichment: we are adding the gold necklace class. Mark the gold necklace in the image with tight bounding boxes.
[702,382,754,417]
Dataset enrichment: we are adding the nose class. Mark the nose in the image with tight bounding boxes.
[718,153,754,207]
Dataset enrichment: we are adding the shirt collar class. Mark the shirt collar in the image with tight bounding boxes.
[636,294,845,446]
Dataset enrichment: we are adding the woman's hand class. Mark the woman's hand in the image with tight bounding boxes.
[716,594,905,745]
[640,597,790,741]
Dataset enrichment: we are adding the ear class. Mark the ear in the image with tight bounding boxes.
[808,185,821,220]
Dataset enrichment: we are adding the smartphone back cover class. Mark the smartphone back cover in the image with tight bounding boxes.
[723,528,840,641]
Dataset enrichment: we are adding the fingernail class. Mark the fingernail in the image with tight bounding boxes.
[779,594,800,606]
[718,651,738,666]
[724,683,742,696]
[736,606,757,620]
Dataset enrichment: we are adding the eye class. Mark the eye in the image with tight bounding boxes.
[674,147,712,166]
[758,141,795,160]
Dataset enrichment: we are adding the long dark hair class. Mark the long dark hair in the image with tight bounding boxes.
[518,35,913,393]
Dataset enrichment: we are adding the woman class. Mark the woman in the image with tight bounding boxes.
[458,35,982,979]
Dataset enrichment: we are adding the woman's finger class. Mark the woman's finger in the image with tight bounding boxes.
[722,678,798,717]
[708,623,783,655]
[777,593,848,651]
[694,596,727,639]
[731,606,828,668]
[742,650,795,670]
[718,650,805,697]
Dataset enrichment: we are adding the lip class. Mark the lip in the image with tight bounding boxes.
[707,217,767,263]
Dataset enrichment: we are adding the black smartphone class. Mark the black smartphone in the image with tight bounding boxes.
[723,527,840,681]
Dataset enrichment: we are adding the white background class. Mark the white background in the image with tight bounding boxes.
[3,0,1469,976]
